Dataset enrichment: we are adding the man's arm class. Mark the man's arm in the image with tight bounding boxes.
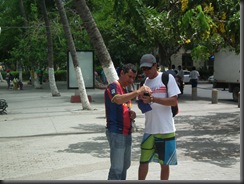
[113,85,151,104]
[142,95,178,106]
[150,95,178,106]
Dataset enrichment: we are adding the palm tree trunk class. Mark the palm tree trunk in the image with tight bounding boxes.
[74,0,118,84]
[55,0,91,110]
[40,0,60,96]
[158,43,171,68]
[19,0,27,83]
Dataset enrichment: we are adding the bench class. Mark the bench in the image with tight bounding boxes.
[0,99,8,114]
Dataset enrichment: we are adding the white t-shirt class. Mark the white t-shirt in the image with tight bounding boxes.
[143,72,181,134]
[178,69,184,80]
[189,70,200,79]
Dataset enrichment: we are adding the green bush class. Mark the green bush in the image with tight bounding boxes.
[198,67,213,80]
[55,70,66,81]
[95,66,103,76]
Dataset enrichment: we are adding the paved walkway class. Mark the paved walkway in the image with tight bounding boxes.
[0,81,241,181]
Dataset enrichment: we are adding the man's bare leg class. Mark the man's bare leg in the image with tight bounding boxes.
[138,163,149,180]
[160,165,169,180]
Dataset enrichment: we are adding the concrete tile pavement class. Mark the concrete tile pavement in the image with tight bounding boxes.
[0,81,241,181]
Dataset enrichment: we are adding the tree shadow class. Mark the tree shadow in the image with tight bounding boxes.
[174,112,240,167]
[57,112,240,168]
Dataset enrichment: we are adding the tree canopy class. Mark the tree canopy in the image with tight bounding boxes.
[113,0,240,66]
[0,0,240,72]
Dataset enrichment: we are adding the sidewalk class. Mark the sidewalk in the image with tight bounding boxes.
[0,81,241,181]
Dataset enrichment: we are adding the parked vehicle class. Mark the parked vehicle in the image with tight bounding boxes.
[208,75,214,83]
[213,49,240,101]
[183,70,190,84]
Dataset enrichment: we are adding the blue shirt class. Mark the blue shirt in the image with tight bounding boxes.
[104,81,132,135]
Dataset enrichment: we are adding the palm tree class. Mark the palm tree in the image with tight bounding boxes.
[18,0,27,82]
[74,0,118,84]
[40,0,60,97]
[19,0,40,88]
[55,0,91,110]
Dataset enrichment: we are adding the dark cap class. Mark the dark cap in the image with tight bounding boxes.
[140,54,156,68]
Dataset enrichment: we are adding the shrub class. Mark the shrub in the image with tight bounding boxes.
[55,70,66,81]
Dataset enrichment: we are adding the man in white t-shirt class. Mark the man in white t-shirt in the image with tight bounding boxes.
[137,54,181,180]
[189,66,200,88]
[176,65,184,94]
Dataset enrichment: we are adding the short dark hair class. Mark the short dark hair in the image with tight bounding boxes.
[118,63,137,76]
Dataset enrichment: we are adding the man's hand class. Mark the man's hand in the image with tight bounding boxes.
[129,110,136,120]
[136,85,152,95]
[142,94,151,104]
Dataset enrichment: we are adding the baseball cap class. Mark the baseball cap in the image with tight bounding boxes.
[140,54,156,68]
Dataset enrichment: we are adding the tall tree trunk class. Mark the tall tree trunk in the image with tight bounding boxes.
[18,0,27,83]
[74,0,118,84]
[158,43,171,69]
[55,0,91,110]
[40,0,60,97]
[19,0,36,87]
[19,0,28,27]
